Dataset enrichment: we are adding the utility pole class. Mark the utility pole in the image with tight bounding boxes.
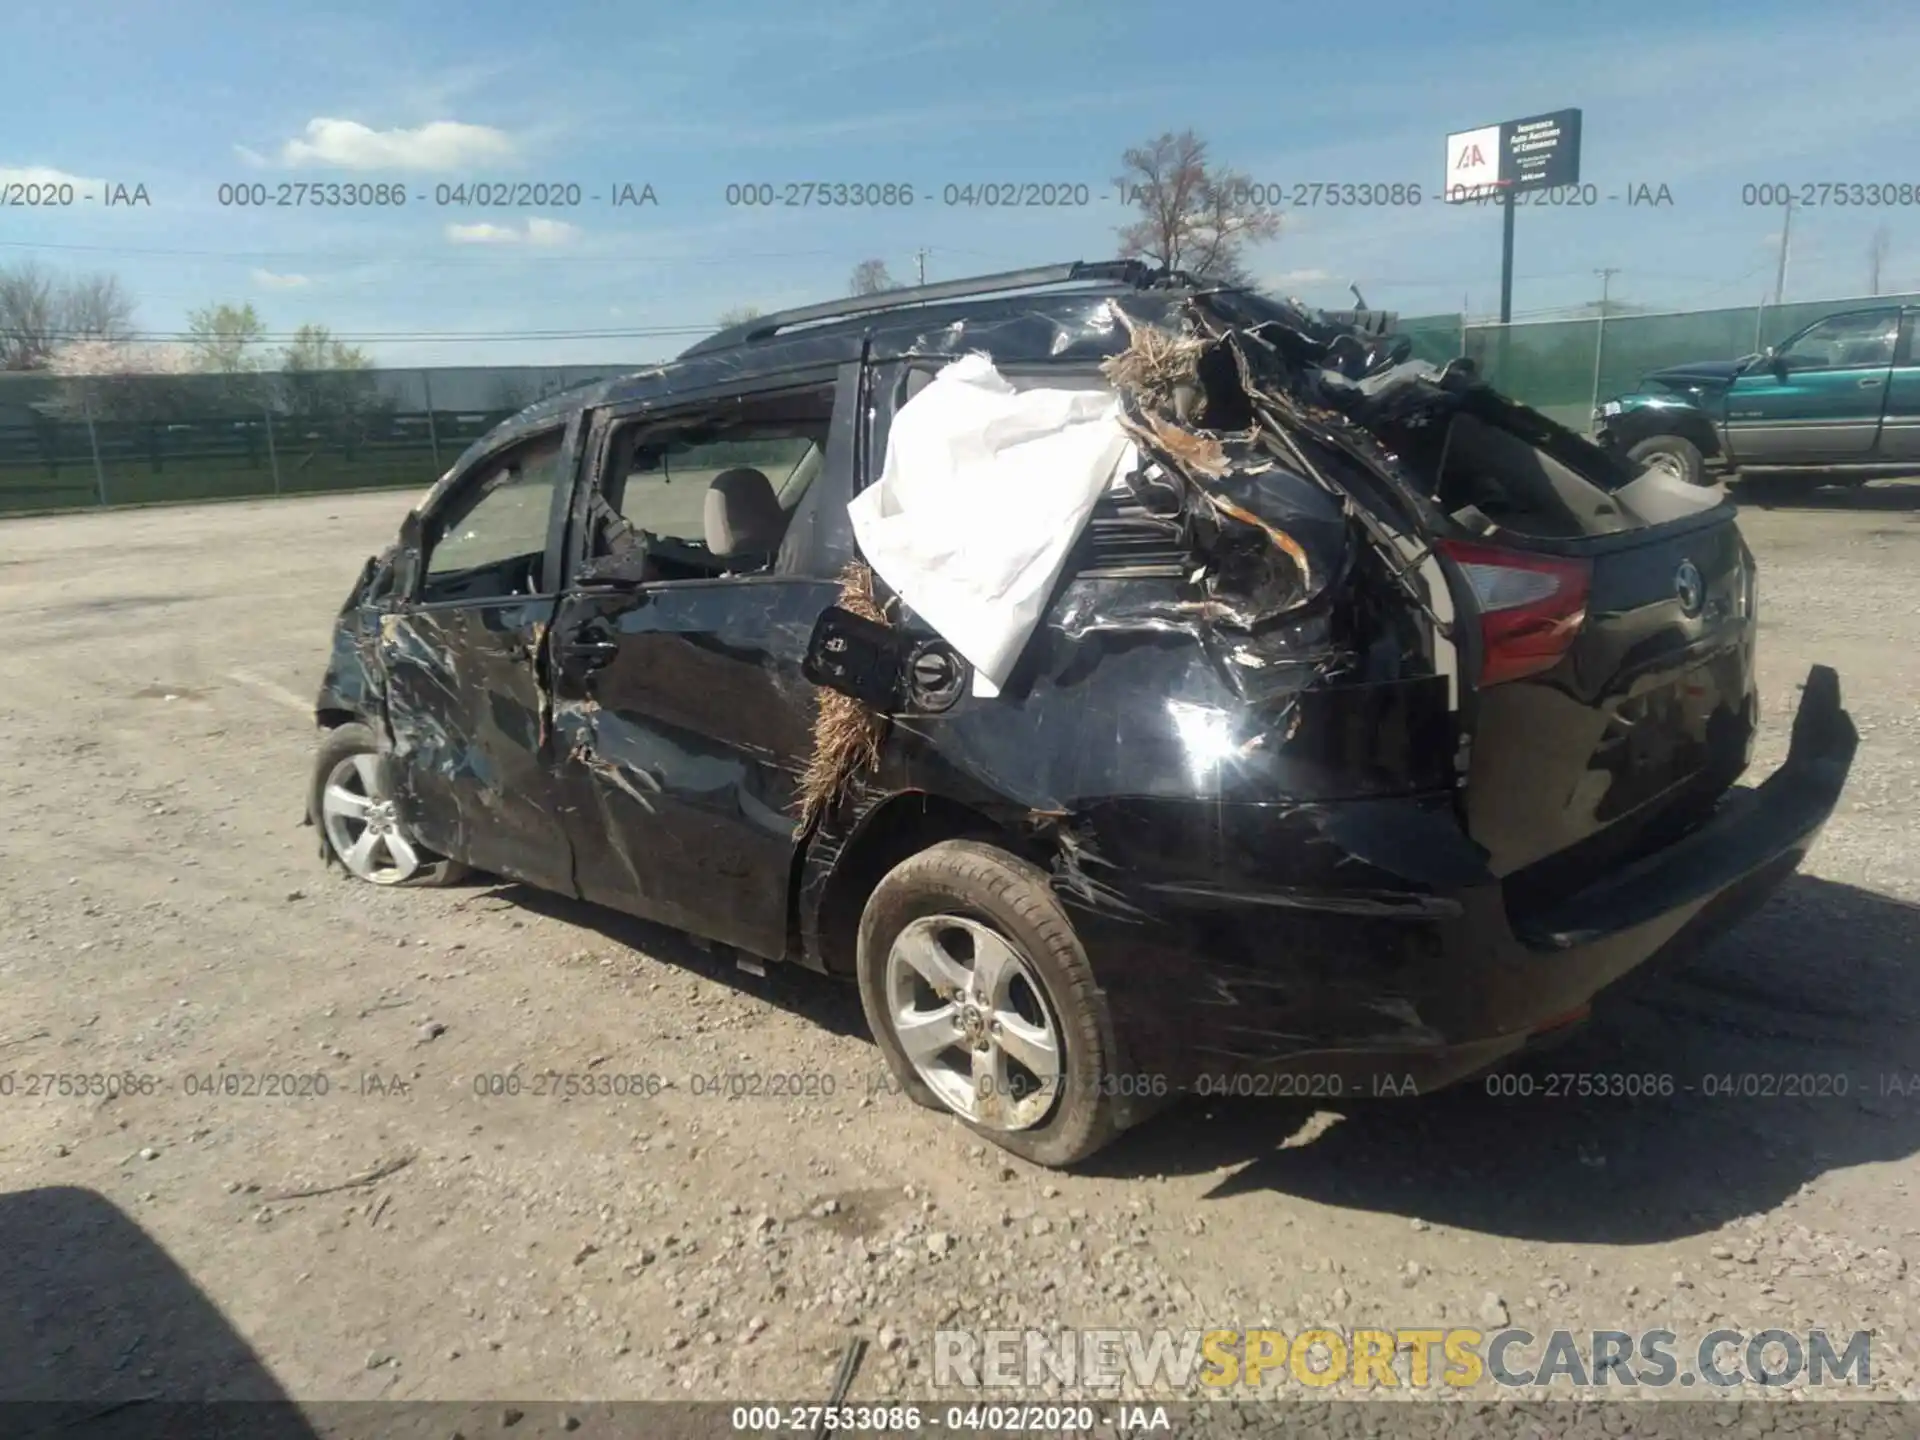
[1593,267,1621,316]
[1589,267,1621,422]
[1771,198,1794,307]
[1869,226,1889,296]
[914,248,929,286]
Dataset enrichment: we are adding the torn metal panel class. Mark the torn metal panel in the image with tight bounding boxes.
[376,601,574,895]
[546,577,834,962]
[848,354,1137,699]
[1023,794,1480,1089]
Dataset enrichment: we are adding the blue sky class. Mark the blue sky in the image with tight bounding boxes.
[3,0,1917,367]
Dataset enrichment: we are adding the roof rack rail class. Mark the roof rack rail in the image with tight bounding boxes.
[680,259,1178,357]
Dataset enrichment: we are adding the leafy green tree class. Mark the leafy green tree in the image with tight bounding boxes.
[187,301,267,374]
[275,323,389,460]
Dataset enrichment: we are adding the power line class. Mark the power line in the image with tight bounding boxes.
[0,238,854,267]
[30,323,715,344]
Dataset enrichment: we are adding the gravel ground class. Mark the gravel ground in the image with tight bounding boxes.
[0,482,1915,1414]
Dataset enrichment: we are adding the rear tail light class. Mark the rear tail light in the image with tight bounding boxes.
[1437,538,1592,686]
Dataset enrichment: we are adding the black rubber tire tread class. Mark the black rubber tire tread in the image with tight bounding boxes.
[1627,433,1708,487]
[855,839,1118,1168]
[309,721,467,887]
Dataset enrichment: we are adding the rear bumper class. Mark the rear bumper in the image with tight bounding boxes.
[1512,663,1853,951]
[1067,666,1857,1104]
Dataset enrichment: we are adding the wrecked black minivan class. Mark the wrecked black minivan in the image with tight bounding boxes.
[309,260,1856,1167]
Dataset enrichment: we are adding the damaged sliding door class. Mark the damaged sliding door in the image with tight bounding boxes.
[548,365,860,961]
[378,422,578,894]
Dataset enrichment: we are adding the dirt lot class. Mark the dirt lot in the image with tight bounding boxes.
[0,483,1916,1411]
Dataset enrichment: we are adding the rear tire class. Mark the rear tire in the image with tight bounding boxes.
[1627,434,1708,487]
[856,840,1119,1168]
[309,722,467,887]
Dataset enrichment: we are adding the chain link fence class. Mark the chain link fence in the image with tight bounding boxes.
[0,364,632,515]
[1399,290,1920,431]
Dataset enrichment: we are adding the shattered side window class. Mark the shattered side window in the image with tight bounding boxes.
[617,435,819,543]
[421,430,565,601]
[590,381,838,581]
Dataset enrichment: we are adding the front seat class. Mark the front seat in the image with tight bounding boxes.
[704,467,786,572]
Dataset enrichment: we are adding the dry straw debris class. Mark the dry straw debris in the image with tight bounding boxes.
[1100,305,1209,415]
[795,560,891,831]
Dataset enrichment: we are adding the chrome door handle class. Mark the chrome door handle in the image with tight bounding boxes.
[1859,378,1883,388]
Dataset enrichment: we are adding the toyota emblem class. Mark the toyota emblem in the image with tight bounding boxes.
[1675,559,1704,617]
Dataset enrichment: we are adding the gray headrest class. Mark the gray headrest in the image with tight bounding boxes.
[703,467,784,558]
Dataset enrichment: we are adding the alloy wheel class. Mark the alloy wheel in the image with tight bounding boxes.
[884,914,1064,1131]
[319,752,424,885]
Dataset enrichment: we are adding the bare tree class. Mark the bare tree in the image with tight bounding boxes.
[1114,130,1280,284]
[61,274,136,341]
[717,305,764,326]
[1,264,143,369]
[1869,226,1891,296]
[0,261,62,370]
[849,259,897,296]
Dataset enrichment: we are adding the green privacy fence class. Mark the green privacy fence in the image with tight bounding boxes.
[1397,291,1920,431]
[0,364,633,516]
[9,291,1920,515]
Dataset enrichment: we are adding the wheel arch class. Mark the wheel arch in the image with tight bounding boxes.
[1611,405,1724,461]
[798,790,1042,977]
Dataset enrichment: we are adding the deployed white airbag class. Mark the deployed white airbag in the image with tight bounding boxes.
[847,353,1136,698]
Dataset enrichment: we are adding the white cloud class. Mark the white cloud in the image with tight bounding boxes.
[524,217,576,246]
[273,118,515,171]
[0,165,103,190]
[1272,268,1332,285]
[251,268,311,290]
[445,221,520,244]
[444,217,578,246]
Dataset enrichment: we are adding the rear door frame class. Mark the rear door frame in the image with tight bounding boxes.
[1877,308,1920,462]
[545,353,865,958]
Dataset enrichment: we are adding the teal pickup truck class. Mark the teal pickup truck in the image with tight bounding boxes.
[1593,304,1920,487]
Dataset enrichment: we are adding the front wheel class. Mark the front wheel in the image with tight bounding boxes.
[309,722,466,886]
[856,840,1119,1168]
[1627,434,1708,487]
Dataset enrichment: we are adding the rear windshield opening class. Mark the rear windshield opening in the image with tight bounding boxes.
[1431,411,1636,538]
